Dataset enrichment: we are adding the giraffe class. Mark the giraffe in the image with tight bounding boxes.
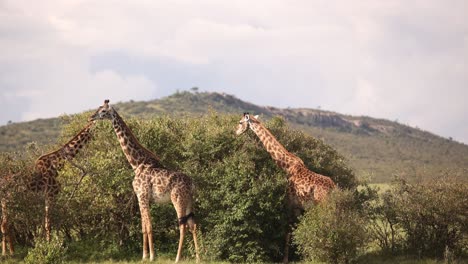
[1,172,16,256]
[236,113,336,263]
[0,121,96,253]
[31,120,95,242]
[89,100,200,263]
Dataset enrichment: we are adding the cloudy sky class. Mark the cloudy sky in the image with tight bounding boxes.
[1,0,467,143]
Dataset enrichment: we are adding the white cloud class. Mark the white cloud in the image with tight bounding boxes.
[19,68,156,121]
[0,0,156,123]
[0,0,467,143]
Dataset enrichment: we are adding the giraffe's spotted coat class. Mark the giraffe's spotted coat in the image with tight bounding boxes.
[1,121,95,255]
[89,100,199,263]
[236,113,336,263]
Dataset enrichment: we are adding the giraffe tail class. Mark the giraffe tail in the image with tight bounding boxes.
[178,212,195,225]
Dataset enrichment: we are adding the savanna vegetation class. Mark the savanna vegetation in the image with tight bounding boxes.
[1,101,467,263]
[1,91,467,183]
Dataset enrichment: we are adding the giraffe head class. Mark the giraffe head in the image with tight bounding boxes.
[89,99,115,121]
[236,112,259,135]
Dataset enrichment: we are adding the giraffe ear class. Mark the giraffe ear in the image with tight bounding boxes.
[254,115,259,119]
[245,114,250,121]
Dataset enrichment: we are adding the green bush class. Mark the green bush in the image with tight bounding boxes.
[0,146,46,249]
[24,234,67,264]
[367,175,468,261]
[368,189,405,254]
[293,189,371,264]
[390,177,468,259]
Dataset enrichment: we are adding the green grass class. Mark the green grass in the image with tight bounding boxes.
[2,246,451,264]
[1,256,228,264]
[2,254,459,264]
[64,258,221,264]
[356,254,445,264]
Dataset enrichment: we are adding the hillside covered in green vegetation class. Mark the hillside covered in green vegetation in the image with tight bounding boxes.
[1,90,467,182]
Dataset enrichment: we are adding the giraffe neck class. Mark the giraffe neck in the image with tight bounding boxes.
[35,122,95,171]
[250,122,303,174]
[61,122,95,159]
[110,111,161,170]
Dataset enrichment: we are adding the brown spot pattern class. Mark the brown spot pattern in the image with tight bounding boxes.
[90,102,199,262]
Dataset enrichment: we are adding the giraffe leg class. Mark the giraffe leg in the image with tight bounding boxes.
[147,217,154,261]
[175,223,186,263]
[44,199,51,242]
[188,217,200,263]
[136,187,154,261]
[283,196,301,264]
[1,231,5,256]
[172,189,190,263]
[141,219,148,260]
[5,230,14,256]
[8,232,14,255]
[2,207,14,256]
[1,199,7,256]
[139,204,153,260]
[283,231,291,264]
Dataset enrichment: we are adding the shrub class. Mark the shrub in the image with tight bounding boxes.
[293,189,371,264]
[391,176,468,259]
[24,234,67,264]
[368,189,405,254]
[0,148,45,248]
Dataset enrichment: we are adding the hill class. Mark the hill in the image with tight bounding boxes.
[1,90,467,182]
